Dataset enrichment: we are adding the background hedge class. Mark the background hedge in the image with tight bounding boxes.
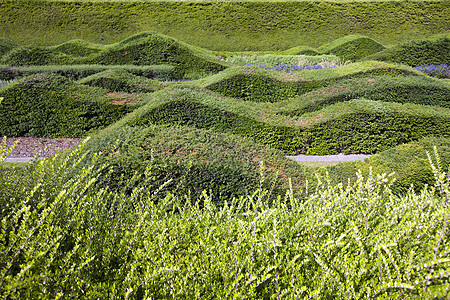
[0,0,448,51]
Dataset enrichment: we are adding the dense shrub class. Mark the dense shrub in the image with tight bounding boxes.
[0,46,74,65]
[49,39,103,57]
[0,37,18,57]
[318,35,386,61]
[84,32,226,78]
[1,0,447,51]
[286,75,450,114]
[0,74,132,137]
[1,138,449,298]
[323,136,450,194]
[85,125,306,204]
[206,66,439,104]
[78,69,162,93]
[362,36,450,65]
[0,64,175,81]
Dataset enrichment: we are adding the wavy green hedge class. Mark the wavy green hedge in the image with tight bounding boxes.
[86,124,308,204]
[1,0,448,51]
[0,64,175,81]
[77,69,163,93]
[318,35,386,61]
[362,35,450,65]
[0,74,133,137]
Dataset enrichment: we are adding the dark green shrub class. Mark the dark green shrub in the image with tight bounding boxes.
[0,46,73,65]
[86,125,306,205]
[0,64,175,81]
[0,74,132,137]
[49,39,103,57]
[78,69,162,93]
[85,32,226,78]
[318,35,386,61]
[362,36,450,65]
[0,37,18,57]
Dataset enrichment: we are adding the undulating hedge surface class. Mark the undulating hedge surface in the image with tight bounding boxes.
[77,69,163,93]
[0,74,134,137]
[322,136,450,194]
[318,35,386,61]
[85,124,308,204]
[362,35,450,66]
[204,65,447,105]
[108,85,450,155]
[0,64,175,81]
[1,0,448,51]
[0,32,226,79]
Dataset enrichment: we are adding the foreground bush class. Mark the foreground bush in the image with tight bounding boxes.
[1,138,449,299]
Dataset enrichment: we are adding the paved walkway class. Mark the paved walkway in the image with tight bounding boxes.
[287,154,370,162]
[3,157,42,163]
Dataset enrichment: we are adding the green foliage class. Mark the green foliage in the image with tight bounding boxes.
[0,64,175,81]
[324,136,450,194]
[300,99,450,154]
[224,54,341,67]
[1,139,449,298]
[286,75,450,114]
[0,37,17,57]
[85,124,307,204]
[318,34,386,61]
[205,65,443,104]
[362,35,450,65]
[48,39,104,57]
[84,31,226,78]
[78,69,163,93]
[0,46,74,66]
[1,0,447,51]
[0,74,133,137]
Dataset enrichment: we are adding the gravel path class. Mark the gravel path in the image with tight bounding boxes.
[287,154,370,162]
[2,137,82,162]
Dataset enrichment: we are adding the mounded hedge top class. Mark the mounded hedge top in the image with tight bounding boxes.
[362,35,450,65]
[318,35,386,61]
[0,74,135,137]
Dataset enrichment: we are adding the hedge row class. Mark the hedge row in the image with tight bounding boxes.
[0,64,175,81]
[114,86,450,155]
[318,35,386,61]
[0,32,227,78]
[321,136,450,194]
[205,66,443,104]
[285,75,450,114]
[0,0,447,51]
[0,74,133,137]
[85,124,308,204]
[77,69,163,93]
[362,36,450,66]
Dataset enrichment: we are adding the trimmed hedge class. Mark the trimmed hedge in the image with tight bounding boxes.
[205,65,435,103]
[109,86,450,155]
[322,136,450,194]
[0,0,447,51]
[0,74,133,137]
[362,35,450,65]
[0,37,17,57]
[285,75,450,114]
[0,64,175,81]
[318,35,386,61]
[84,32,227,78]
[49,39,104,57]
[77,69,163,93]
[85,124,308,205]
